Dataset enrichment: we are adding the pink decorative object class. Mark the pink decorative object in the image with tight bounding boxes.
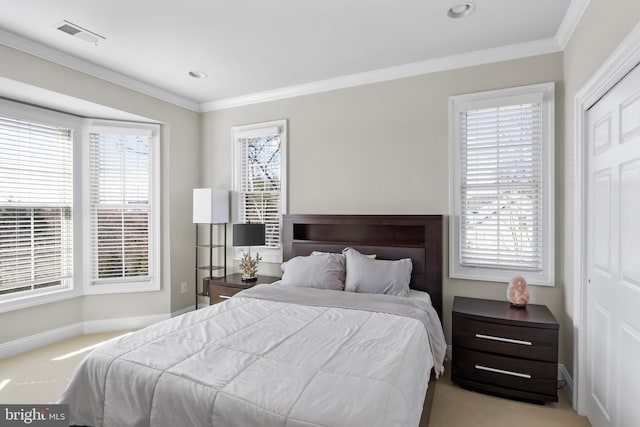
[507,275,529,308]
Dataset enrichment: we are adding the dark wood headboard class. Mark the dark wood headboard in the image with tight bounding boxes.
[282,214,443,320]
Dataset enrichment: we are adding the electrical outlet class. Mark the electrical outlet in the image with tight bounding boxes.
[180,282,188,294]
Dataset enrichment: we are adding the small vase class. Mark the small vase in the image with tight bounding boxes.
[241,273,257,281]
[507,275,529,308]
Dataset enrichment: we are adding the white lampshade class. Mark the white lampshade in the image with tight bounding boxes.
[193,188,229,224]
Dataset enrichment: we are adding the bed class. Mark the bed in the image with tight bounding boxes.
[61,214,445,427]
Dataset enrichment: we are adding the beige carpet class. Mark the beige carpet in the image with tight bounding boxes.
[0,332,590,426]
[430,362,591,427]
[0,331,133,404]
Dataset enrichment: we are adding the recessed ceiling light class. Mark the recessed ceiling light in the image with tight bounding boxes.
[188,70,208,79]
[448,2,475,18]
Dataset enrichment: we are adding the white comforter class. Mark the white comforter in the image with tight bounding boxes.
[61,286,442,427]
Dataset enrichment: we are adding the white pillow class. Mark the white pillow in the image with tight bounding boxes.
[281,253,346,290]
[342,247,412,297]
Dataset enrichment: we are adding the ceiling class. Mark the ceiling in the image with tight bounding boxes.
[0,0,581,112]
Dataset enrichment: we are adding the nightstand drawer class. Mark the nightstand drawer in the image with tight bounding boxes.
[452,348,557,397]
[453,315,558,363]
[207,274,280,305]
[209,284,243,304]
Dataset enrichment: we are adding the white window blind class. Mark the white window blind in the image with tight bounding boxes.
[233,120,287,261]
[238,128,282,247]
[460,102,543,271]
[0,115,73,296]
[89,130,151,283]
[450,83,554,285]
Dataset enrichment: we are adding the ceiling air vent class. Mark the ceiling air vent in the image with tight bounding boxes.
[55,20,105,45]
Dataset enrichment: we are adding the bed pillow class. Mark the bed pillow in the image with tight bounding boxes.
[280,253,346,290]
[311,250,376,258]
[343,247,412,297]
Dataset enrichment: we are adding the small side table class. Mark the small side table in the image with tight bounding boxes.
[207,273,281,305]
[451,296,559,403]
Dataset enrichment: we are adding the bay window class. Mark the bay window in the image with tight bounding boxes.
[0,98,161,310]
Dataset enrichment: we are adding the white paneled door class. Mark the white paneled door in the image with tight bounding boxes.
[586,64,640,427]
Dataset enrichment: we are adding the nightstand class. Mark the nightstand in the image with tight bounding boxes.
[451,296,559,403]
[207,273,281,305]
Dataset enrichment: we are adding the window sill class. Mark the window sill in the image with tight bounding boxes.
[234,248,282,264]
[0,286,82,314]
[84,280,160,295]
[0,280,161,314]
[449,268,554,287]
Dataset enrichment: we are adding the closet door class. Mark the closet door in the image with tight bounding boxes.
[586,64,640,427]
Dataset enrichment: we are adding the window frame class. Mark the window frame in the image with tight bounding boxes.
[232,119,288,264]
[0,101,162,313]
[449,82,555,286]
[82,120,161,295]
[0,100,83,312]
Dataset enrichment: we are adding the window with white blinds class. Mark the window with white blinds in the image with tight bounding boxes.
[89,126,157,287]
[0,115,73,297]
[450,83,554,285]
[233,120,287,262]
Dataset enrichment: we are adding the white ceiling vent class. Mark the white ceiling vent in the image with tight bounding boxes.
[55,20,105,45]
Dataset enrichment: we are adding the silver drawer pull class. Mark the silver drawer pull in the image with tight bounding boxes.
[475,364,531,379]
[475,333,532,346]
[219,295,231,299]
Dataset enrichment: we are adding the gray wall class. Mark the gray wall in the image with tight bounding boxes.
[0,44,200,343]
[202,53,568,368]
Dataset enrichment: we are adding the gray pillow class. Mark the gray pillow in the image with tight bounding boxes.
[280,253,346,290]
[342,247,412,297]
[311,250,376,259]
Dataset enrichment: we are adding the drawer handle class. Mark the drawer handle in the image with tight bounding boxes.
[475,333,532,346]
[474,364,531,379]
[219,295,231,299]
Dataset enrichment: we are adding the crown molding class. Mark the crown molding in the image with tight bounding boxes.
[0,24,571,115]
[555,0,591,49]
[201,37,562,112]
[0,28,200,112]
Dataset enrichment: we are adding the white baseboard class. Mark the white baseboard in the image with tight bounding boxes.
[171,305,195,317]
[558,364,574,404]
[82,313,169,334]
[0,323,83,360]
[0,312,172,360]
[446,345,574,404]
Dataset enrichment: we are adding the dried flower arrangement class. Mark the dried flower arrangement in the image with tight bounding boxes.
[239,252,262,280]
